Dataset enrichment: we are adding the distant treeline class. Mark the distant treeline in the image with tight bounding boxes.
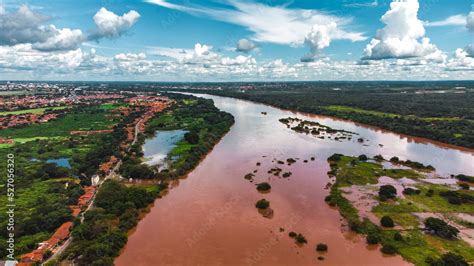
[192,87,474,149]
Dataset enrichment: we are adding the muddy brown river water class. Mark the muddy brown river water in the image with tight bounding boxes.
[116,94,474,266]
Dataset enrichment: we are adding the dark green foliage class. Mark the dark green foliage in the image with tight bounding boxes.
[358,154,368,161]
[403,188,421,195]
[288,232,297,238]
[316,243,328,252]
[424,217,459,239]
[294,234,307,244]
[426,252,469,266]
[255,199,270,209]
[459,183,469,190]
[380,216,395,228]
[63,180,157,265]
[379,185,397,201]
[381,244,397,255]
[394,232,403,241]
[328,153,343,162]
[374,155,384,161]
[184,131,200,144]
[244,173,254,180]
[366,232,381,244]
[439,191,474,205]
[256,182,271,192]
[426,189,435,197]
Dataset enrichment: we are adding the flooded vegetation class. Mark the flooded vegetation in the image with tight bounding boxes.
[326,154,474,264]
[117,94,473,266]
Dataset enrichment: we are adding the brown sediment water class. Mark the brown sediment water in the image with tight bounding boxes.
[116,94,474,266]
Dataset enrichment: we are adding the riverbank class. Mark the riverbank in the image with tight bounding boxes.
[326,153,474,265]
[117,93,473,265]
[55,93,234,265]
[185,87,474,149]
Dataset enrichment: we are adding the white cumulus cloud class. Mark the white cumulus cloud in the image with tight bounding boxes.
[89,8,140,40]
[301,23,336,62]
[363,0,445,62]
[32,26,84,51]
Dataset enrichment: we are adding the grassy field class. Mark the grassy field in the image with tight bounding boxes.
[0,110,117,138]
[0,106,69,116]
[327,154,474,265]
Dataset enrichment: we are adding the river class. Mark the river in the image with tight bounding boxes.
[116,94,474,266]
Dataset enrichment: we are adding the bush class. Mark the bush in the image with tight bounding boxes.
[184,131,200,144]
[255,199,270,209]
[256,182,271,191]
[424,217,459,239]
[288,232,297,238]
[366,232,380,244]
[381,244,397,255]
[426,252,468,266]
[380,216,395,227]
[316,243,328,252]
[455,174,474,183]
[426,189,435,197]
[403,188,421,195]
[393,232,403,241]
[374,155,384,161]
[358,154,368,161]
[439,191,474,205]
[294,233,307,244]
[459,183,469,190]
[379,185,397,201]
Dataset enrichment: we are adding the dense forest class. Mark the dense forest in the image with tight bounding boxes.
[191,85,474,148]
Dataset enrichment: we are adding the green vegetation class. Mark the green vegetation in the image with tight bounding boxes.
[316,243,328,252]
[60,180,161,265]
[0,104,128,259]
[0,106,118,139]
[256,182,271,192]
[424,218,459,240]
[122,93,234,180]
[380,216,395,228]
[255,199,270,209]
[197,85,474,148]
[0,106,68,116]
[379,185,397,201]
[288,232,307,244]
[326,154,474,265]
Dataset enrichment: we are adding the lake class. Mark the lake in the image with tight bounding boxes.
[142,129,187,168]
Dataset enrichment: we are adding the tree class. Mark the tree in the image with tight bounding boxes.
[316,243,328,252]
[379,185,397,201]
[366,232,380,244]
[255,199,270,209]
[381,244,397,255]
[184,131,200,144]
[380,216,395,227]
[424,217,459,239]
[426,252,468,266]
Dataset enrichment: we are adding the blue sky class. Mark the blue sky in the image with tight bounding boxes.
[0,0,472,81]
